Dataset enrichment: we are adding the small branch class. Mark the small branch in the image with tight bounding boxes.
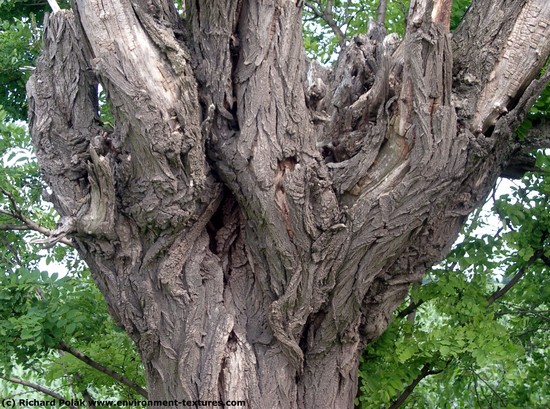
[82,388,96,409]
[304,0,346,46]
[0,375,76,409]
[344,0,351,27]
[495,309,550,321]
[397,300,424,319]
[0,224,31,231]
[0,235,23,266]
[71,373,96,409]
[388,364,443,409]
[469,368,508,407]
[305,1,323,19]
[487,248,544,306]
[0,188,74,248]
[377,0,388,25]
[58,341,148,398]
[471,369,483,408]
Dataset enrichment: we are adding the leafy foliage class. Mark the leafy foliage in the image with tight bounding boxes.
[0,265,146,399]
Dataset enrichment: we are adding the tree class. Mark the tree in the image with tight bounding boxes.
[14,0,550,407]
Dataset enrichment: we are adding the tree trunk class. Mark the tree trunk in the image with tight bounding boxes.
[27,0,550,407]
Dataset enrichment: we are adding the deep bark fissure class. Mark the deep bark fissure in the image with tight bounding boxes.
[27,0,550,407]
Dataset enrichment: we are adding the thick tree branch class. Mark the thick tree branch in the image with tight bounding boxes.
[58,341,148,398]
[431,0,452,30]
[501,152,540,179]
[0,375,76,409]
[506,69,550,133]
[72,0,214,231]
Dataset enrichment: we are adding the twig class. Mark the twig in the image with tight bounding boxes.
[0,224,31,231]
[471,369,483,408]
[495,309,550,321]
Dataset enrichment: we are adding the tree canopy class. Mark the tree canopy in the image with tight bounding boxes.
[1,0,549,407]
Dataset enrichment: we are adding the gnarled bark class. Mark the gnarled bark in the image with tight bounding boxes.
[27,0,550,407]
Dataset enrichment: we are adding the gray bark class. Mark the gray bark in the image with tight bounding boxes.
[27,0,550,408]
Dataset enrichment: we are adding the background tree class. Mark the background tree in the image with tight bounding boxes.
[1,0,549,408]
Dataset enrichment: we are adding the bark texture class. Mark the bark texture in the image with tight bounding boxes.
[27,0,550,408]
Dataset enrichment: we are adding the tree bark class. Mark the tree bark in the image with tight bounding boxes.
[27,0,550,407]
